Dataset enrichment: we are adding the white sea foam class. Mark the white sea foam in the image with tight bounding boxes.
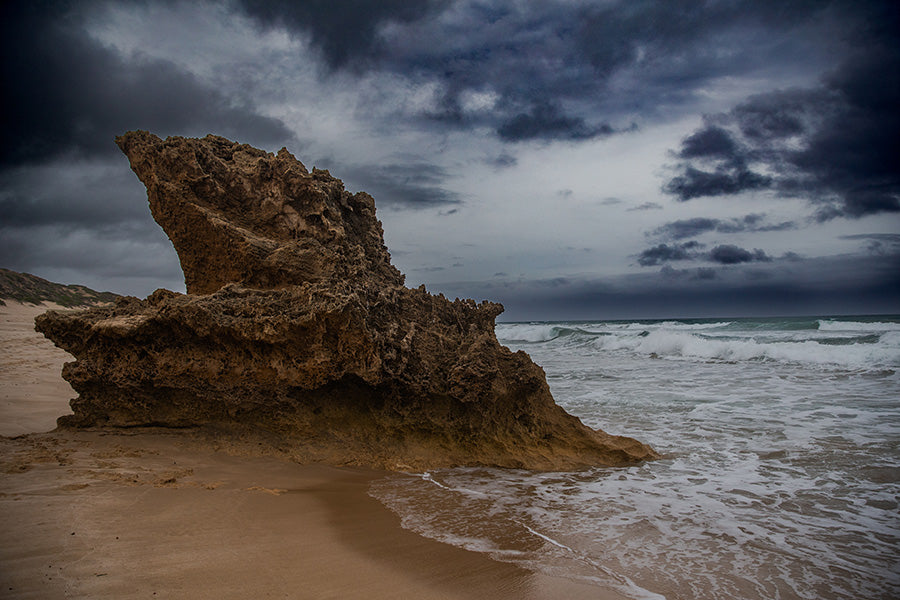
[593,329,900,368]
[374,316,900,599]
[420,471,452,490]
[562,321,732,332]
[818,319,900,332]
[517,521,575,552]
[497,318,900,369]
[494,323,563,342]
[639,320,732,331]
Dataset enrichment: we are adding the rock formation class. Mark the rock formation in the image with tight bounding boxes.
[35,131,657,470]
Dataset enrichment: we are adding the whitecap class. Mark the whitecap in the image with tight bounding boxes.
[495,323,562,343]
[590,329,900,369]
[818,319,900,332]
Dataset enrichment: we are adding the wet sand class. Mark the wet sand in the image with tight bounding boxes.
[0,301,627,599]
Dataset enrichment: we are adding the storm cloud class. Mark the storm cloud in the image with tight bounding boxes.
[1,3,294,167]
[0,2,299,294]
[637,241,703,266]
[664,164,772,201]
[652,215,796,240]
[637,241,773,267]
[1,0,896,316]
[708,245,771,265]
[663,2,900,219]
[344,162,461,208]
[237,0,447,70]
[231,0,863,144]
[497,103,614,143]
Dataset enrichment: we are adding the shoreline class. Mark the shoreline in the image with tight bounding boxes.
[2,429,624,599]
[1,301,627,599]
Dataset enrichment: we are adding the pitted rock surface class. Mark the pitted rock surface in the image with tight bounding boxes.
[36,131,657,470]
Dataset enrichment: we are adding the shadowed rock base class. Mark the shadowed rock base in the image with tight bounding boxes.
[36,131,657,470]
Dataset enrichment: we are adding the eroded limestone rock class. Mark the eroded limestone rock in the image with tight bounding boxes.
[36,131,657,470]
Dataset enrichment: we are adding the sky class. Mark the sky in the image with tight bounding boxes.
[1,0,898,320]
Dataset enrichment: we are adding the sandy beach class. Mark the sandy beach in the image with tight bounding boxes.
[0,302,75,438]
[0,301,626,599]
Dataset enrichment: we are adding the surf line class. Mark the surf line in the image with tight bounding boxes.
[513,518,667,600]
[417,471,492,498]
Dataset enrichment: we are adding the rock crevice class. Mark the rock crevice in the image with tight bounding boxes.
[36,131,657,470]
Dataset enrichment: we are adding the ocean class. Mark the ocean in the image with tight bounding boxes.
[369,315,900,600]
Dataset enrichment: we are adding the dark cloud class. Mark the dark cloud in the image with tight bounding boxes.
[654,217,719,239]
[566,0,849,124]
[344,162,461,208]
[0,153,184,295]
[663,163,772,201]
[677,126,741,162]
[237,0,447,70]
[233,0,853,145]
[628,202,663,211]
[708,244,771,264]
[652,214,795,239]
[637,241,703,266]
[0,222,176,275]
[717,214,796,234]
[0,2,294,167]
[730,88,811,141]
[638,241,773,266]
[2,0,896,318]
[0,221,184,295]
[664,2,900,218]
[794,46,900,218]
[497,103,614,142]
[0,2,295,296]
[0,158,147,229]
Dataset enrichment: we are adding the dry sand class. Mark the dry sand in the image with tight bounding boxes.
[0,301,627,599]
[0,301,75,437]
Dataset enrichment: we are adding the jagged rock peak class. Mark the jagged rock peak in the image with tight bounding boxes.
[115,131,404,295]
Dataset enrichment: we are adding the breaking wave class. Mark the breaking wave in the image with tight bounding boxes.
[497,317,900,370]
[817,319,900,332]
